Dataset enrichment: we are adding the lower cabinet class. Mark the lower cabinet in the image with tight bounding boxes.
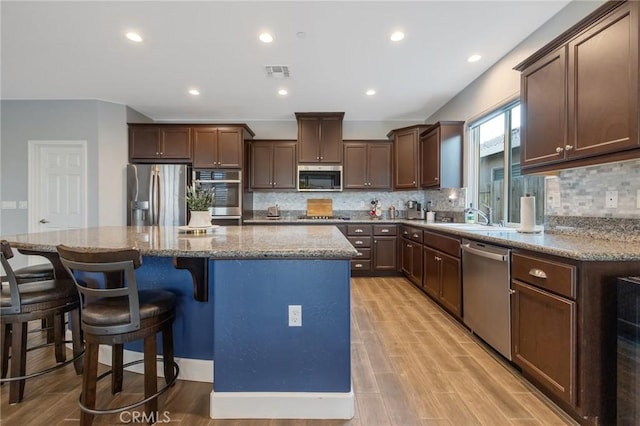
[422,233,461,318]
[345,224,397,273]
[400,226,423,286]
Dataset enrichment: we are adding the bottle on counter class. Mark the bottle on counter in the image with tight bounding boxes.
[466,203,475,223]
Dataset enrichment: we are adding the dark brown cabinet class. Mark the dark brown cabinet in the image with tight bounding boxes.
[400,226,423,286]
[193,127,244,169]
[296,112,344,163]
[422,231,461,318]
[388,125,430,190]
[343,141,392,189]
[516,1,639,173]
[420,122,463,189]
[345,224,397,273]
[250,141,297,190]
[129,125,192,162]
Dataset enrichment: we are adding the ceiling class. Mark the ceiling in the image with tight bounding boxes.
[1,1,571,122]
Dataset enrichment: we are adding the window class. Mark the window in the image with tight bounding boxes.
[470,102,544,225]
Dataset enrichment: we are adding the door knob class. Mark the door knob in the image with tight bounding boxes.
[39,219,50,224]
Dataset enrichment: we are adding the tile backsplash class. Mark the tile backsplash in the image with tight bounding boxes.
[545,158,640,218]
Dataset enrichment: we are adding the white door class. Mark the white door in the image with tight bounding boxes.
[29,141,87,233]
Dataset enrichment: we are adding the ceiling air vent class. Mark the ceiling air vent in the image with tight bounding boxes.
[265,65,290,78]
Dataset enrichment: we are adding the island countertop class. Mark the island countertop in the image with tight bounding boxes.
[0,225,358,259]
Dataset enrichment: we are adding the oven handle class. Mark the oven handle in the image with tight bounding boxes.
[461,243,508,262]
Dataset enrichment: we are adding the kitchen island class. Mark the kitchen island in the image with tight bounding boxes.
[1,225,357,419]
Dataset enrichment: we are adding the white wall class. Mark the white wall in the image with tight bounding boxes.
[98,102,128,225]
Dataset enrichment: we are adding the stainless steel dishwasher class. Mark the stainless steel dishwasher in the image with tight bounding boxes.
[461,239,512,360]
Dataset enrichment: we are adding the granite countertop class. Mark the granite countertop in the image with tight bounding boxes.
[0,226,358,259]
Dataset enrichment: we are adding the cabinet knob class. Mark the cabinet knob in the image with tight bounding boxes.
[434,177,439,181]
[565,145,573,151]
[374,240,377,244]
[320,156,324,160]
[273,182,276,185]
[412,180,416,184]
[555,147,564,153]
[156,152,160,155]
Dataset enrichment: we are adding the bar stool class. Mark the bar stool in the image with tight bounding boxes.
[10,262,56,342]
[57,245,179,426]
[0,240,83,404]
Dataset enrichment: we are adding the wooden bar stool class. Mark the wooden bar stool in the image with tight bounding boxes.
[57,245,178,426]
[0,241,83,404]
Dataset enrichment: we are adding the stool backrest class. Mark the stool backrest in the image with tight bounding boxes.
[57,245,143,335]
[0,240,21,314]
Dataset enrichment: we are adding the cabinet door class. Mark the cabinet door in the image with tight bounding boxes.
[521,47,568,169]
[410,242,423,286]
[250,143,274,189]
[192,128,219,168]
[319,117,343,162]
[129,127,160,160]
[438,252,461,317]
[394,130,419,189]
[298,117,321,162]
[372,237,397,271]
[368,143,392,189]
[568,3,639,159]
[401,238,413,276]
[420,128,440,187]
[343,143,367,189]
[160,127,191,160]
[217,128,243,168]
[423,246,440,298]
[272,143,297,189]
[512,280,576,406]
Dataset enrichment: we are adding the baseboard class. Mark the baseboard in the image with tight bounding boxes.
[66,330,213,383]
[209,387,355,419]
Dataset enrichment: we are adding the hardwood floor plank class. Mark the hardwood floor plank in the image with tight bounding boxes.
[375,371,422,426]
[431,392,482,426]
[351,343,380,393]
[355,393,392,426]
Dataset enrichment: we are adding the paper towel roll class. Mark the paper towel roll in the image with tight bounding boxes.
[520,195,536,232]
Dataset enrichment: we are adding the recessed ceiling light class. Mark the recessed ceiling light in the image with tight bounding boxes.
[126,32,143,42]
[259,33,273,43]
[278,89,288,96]
[188,89,200,96]
[366,89,376,96]
[390,31,405,42]
[467,54,482,63]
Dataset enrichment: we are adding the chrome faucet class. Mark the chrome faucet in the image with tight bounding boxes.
[465,204,493,226]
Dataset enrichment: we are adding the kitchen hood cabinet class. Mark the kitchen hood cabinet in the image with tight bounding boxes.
[420,121,463,189]
[249,140,297,190]
[343,141,392,190]
[388,124,431,190]
[129,125,192,162]
[296,112,344,163]
[516,0,639,173]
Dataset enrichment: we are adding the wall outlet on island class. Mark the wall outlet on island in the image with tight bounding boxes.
[605,190,618,208]
[288,305,302,327]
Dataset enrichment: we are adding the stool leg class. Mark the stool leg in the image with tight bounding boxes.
[1,323,11,380]
[80,342,99,426]
[53,312,66,363]
[143,334,157,423]
[111,344,123,394]
[162,326,175,384]
[70,309,83,375]
[44,315,54,344]
[9,321,27,404]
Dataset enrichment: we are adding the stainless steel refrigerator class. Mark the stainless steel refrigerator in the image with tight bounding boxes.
[126,164,188,226]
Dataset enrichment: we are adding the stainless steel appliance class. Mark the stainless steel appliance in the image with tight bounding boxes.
[192,169,242,221]
[267,205,280,217]
[407,201,424,220]
[127,164,188,226]
[618,276,640,424]
[461,239,512,360]
[297,165,342,192]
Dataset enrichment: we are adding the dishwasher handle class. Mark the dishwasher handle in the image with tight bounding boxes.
[461,243,508,262]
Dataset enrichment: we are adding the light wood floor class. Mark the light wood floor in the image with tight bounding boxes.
[0,276,576,425]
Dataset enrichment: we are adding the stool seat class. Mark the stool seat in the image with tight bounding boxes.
[81,290,176,328]
[13,263,54,281]
[0,279,77,308]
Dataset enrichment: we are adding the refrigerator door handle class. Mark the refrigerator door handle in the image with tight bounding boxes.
[150,167,159,225]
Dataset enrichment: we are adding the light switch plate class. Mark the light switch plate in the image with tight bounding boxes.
[605,190,618,208]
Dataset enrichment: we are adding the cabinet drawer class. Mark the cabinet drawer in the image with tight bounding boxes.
[400,226,423,244]
[348,236,371,248]
[347,224,372,236]
[351,260,371,271]
[354,248,371,260]
[423,231,460,257]
[373,224,397,236]
[512,253,576,299]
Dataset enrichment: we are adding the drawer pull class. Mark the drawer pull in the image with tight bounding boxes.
[412,233,419,238]
[381,229,389,233]
[529,268,547,279]
[356,252,363,256]
[355,240,363,245]
[355,229,364,233]
[355,263,363,268]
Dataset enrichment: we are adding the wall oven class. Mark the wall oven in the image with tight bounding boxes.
[297,165,342,192]
[192,169,242,220]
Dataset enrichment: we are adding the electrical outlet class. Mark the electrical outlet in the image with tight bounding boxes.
[288,305,302,327]
[605,190,618,208]
[360,201,365,208]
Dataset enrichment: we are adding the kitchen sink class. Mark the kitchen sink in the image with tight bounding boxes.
[428,223,517,232]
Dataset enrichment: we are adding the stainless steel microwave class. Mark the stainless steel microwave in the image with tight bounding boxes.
[297,165,343,192]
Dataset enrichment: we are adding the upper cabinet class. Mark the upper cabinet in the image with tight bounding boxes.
[249,140,297,190]
[420,121,464,189]
[343,141,392,190]
[516,1,639,173]
[192,125,254,169]
[296,112,344,163]
[388,125,430,190]
[129,125,192,162]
